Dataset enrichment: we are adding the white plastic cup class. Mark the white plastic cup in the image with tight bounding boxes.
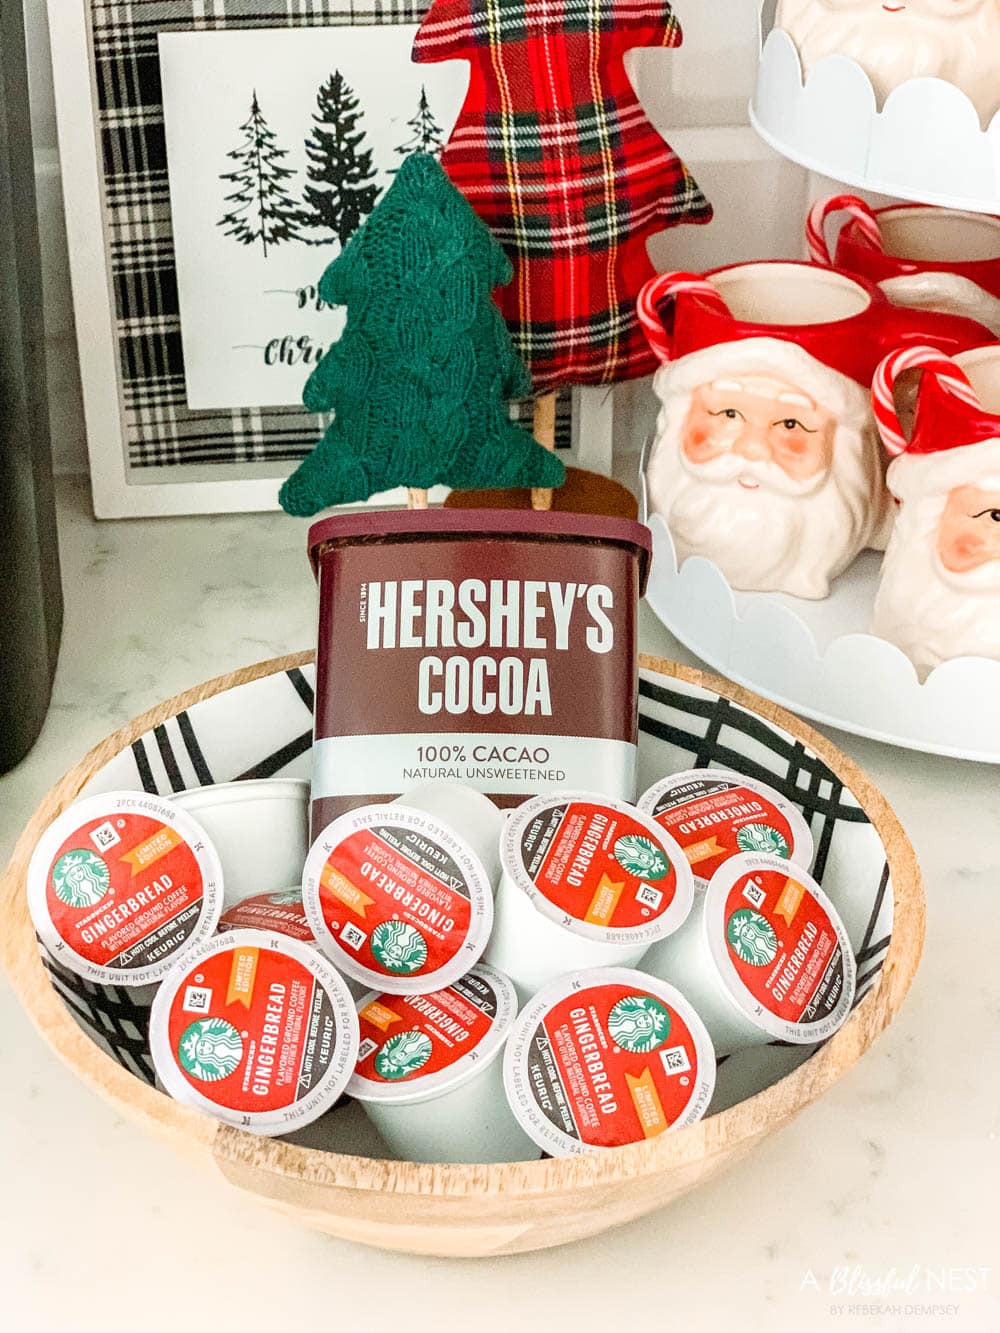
[641,853,856,1057]
[348,963,537,1164]
[485,791,693,999]
[503,967,716,1157]
[637,768,814,891]
[174,779,309,908]
[27,790,224,988]
[391,781,504,887]
[149,927,359,1136]
[302,802,495,995]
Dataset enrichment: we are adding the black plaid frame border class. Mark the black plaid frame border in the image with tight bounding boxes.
[89,0,574,470]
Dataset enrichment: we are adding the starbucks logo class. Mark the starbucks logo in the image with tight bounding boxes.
[266,889,302,905]
[727,908,778,966]
[177,1017,244,1082]
[374,1029,433,1080]
[52,849,110,908]
[614,834,669,881]
[370,921,428,974]
[736,823,790,857]
[607,994,672,1053]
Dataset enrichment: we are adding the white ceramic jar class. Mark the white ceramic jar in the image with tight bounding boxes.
[27,790,224,988]
[485,791,693,998]
[149,927,359,1136]
[302,801,495,995]
[503,967,716,1157]
[637,768,814,892]
[174,778,309,907]
[348,963,537,1164]
[641,853,856,1057]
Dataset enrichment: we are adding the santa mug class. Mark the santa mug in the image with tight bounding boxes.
[809,195,1000,336]
[872,344,1000,678]
[775,0,1000,125]
[638,261,993,599]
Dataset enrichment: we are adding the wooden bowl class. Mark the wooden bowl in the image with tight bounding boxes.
[1,653,923,1258]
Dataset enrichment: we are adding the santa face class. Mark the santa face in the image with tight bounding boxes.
[937,485,1000,577]
[647,358,889,600]
[776,0,1000,120]
[681,376,835,488]
[874,474,1000,677]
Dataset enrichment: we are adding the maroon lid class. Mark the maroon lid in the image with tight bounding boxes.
[308,508,652,593]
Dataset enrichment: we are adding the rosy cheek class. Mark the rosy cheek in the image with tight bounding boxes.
[682,427,720,462]
[940,532,987,573]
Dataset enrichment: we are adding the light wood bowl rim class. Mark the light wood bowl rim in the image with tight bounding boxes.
[1,651,924,1197]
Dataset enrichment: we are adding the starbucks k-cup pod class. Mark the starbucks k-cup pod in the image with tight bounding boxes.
[348,963,537,1163]
[503,968,716,1157]
[302,803,494,995]
[174,779,309,907]
[485,792,694,998]
[641,853,856,1057]
[217,887,316,943]
[638,768,813,891]
[391,781,504,886]
[27,790,224,988]
[149,928,359,1135]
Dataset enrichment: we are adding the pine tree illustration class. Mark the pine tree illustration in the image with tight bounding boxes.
[391,86,444,171]
[299,71,379,247]
[218,91,300,257]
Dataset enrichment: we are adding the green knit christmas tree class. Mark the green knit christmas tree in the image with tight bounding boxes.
[279,153,565,515]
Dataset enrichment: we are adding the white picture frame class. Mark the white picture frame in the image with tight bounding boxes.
[48,1,613,518]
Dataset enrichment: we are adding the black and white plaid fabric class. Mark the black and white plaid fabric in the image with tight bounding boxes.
[89,0,575,470]
[46,661,893,1086]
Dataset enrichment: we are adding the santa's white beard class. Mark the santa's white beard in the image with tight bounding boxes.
[653,451,875,600]
[776,0,1000,119]
[874,496,1000,679]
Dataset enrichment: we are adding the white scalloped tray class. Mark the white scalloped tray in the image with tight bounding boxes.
[750,28,1000,214]
[644,514,1000,762]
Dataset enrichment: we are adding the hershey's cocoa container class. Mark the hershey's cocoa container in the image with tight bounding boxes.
[307,510,651,832]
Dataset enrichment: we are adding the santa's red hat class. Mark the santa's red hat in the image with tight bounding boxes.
[873,345,1000,497]
[637,262,993,387]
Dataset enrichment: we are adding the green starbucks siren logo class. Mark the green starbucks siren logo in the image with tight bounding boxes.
[614,834,669,881]
[736,823,790,857]
[370,921,428,974]
[727,908,778,966]
[374,1029,433,1080]
[178,1018,244,1082]
[52,849,110,908]
[267,889,302,905]
[608,994,672,1053]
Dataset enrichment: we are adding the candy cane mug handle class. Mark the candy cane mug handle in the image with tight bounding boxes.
[872,345,981,456]
[637,271,728,364]
[806,195,883,266]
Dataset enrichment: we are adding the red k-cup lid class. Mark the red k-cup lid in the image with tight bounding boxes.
[503,968,716,1156]
[637,769,814,889]
[218,889,317,944]
[27,791,224,986]
[705,854,856,1045]
[149,928,359,1135]
[302,804,495,995]
[348,963,518,1104]
[500,792,694,946]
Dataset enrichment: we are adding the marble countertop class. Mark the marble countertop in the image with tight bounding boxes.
[2,480,997,1333]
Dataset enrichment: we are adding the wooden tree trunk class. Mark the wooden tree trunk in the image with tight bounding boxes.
[531,393,557,512]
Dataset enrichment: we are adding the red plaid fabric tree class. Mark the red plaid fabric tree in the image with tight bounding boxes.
[413,0,712,392]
